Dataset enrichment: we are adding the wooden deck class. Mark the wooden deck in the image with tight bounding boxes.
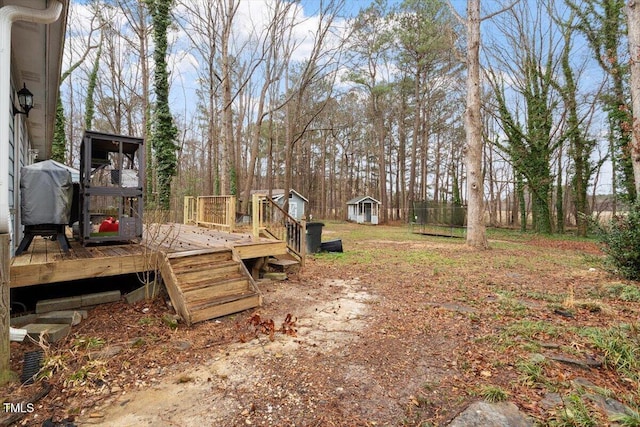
[10,223,287,288]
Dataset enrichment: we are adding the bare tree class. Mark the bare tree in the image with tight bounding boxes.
[280,0,345,215]
[240,0,297,213]
[346,1,393,222]
[176,0,223,195]
[463,0,487,247]
[449,0,518,248]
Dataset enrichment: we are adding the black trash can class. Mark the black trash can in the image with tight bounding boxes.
[306,222,324,254]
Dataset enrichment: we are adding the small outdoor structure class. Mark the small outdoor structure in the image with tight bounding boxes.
[79,130,144,244]
[347,196,381,225]
[251,189,308,220]
[15,160,73,255]
[411,200,467,238]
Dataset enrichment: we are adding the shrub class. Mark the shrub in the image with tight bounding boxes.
[596,203,640,281]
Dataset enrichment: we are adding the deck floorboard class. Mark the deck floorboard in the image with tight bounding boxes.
[10,223,285,288]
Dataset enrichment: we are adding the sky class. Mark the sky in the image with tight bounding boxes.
[66,0,615,194]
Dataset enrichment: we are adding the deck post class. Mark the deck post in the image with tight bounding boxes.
[227,196,236,232]
[183,196,190,224]
[197,196,204,226]
[299,219,306,267]
[252,194,260,240]
[0,233,9,383]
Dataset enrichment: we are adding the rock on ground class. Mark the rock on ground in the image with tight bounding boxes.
[448,401,534,427]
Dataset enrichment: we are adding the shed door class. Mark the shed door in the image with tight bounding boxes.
[364,202,372,222]
[289,202,298,219]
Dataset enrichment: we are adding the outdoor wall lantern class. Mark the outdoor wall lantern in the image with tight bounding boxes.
[13,83,33,117]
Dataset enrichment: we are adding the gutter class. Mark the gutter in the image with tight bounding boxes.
[0,1,63,234]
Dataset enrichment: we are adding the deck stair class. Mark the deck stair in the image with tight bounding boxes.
[160,248,261,325]
[267,252,300,274]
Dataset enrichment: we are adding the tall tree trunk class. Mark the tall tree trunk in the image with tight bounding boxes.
[464,0,488,248]
[556,147,564,234]
[517,172,526,231]
[629,0,640,194]
[220,0,238,195]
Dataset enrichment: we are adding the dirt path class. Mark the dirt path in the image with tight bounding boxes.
[79,279,377,426]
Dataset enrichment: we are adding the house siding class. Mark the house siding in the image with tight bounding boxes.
[276,194,305,220]
[7,102,15,251]
[7,97,31,255]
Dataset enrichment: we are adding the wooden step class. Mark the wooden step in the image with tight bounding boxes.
[190,293,262,324]
[179,271,245,293]
[175,261,241,282]
[268,258,299,268]
[183,278,251,303]
[178,273,245,293]
[160,249,262,325]
[171,258,236,275]
[169,251,232,269]
[189,288,256,311]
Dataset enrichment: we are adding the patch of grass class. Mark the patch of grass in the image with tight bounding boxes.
[611,409,640,427]
[404,250,459,267]
[161,314,179,330]
[138,317,155,325]
[582,253,605,267]
[604,283,640,302]
[39,353,68,380]
[548,394,603,427]
[73,336,105,350]
[516,356,547,387]
[497,297,528,317]
[580,323,640,382]
[504,320,560,340]
[495,257,519,269]
[576,300,605,313]
[494,289,530,315]
[65,360,107,388]
[526,291,564,303]
[477,385,509,402]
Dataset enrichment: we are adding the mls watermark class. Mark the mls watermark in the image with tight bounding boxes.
[3,402,35,414]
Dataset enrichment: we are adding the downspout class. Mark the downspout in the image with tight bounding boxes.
[0,1,63,234]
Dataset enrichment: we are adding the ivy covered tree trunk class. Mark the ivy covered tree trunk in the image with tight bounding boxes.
[51,99,66,163]
[558,19,595,237]
[517,173,526,232]
[568,0,633,203]
[629,0,640,195]
[84,44,102,131]
[530,178,552,234]
[146,0,178,211]
[556,151,564,234]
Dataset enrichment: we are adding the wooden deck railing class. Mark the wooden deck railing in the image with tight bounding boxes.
[184,194,305,265]
[183,195,236,232]
[183,196,197,225]
[252,193,306,265]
